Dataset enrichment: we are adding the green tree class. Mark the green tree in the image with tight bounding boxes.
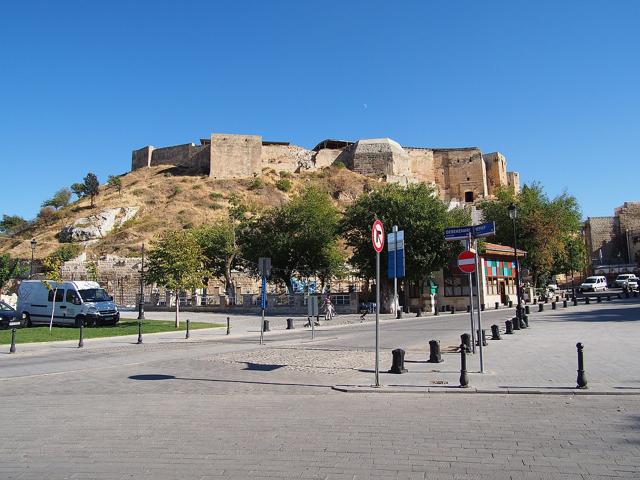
[341,183,470,310]
[42,188,72,209]
[107,175,122,194]
[71,183,86,199]
[145,230,207,327]
[0,254,26,294]
[239,187,343,293]
[83,173,100,207]
[477,183,583,286]
[0,214,27,234]
[193,221,239,298]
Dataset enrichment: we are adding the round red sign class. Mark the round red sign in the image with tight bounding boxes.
[457,250,476,273]
[371,220,385,253]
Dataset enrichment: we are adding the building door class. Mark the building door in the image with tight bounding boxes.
[499,281,507,305]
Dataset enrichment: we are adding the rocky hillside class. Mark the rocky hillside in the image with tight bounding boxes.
[0,164,375,261]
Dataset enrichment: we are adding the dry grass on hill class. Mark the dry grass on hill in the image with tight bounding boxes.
[1,165,374,260]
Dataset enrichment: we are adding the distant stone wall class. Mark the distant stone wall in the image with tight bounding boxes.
[351,138,410,178]
[507,171,520,194]
[210,134,262,179]
[261,144,314,173]
[131,146,154,170]
[433,148,487,202]
[585,216,621,264]
[406,148,435,183]
[485,152,508,195]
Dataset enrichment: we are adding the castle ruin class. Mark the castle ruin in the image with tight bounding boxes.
[132,132,520,204]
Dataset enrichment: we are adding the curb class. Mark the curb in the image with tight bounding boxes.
[331,385,640,396]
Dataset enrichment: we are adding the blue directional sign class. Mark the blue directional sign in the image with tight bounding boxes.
[260,276,267,309]
[444,226,473,241]
[387,230,405,279]
[472,221,496,238]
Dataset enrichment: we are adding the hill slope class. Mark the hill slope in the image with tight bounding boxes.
[1,165,375,260]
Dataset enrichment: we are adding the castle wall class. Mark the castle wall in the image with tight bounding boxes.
[406,148,435,183]
[313,148,344,169]
[433,148,487,202]
[351,139,410,178]
[261,144,314,173]
[484,152,508,195]
[148,143,209,172]
[209,134,262,179]
[131,146,154,170]
[507,171,521,194]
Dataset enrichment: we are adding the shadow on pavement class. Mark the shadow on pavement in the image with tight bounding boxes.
[550,305,640,323]
[128,373,331,389]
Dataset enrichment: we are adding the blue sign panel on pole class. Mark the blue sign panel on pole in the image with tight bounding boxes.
[472,222,496,238]
[444,226,473,240]
[387,230,406,278]
[260,276,267,309]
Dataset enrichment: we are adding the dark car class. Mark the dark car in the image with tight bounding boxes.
[0,301,21,329]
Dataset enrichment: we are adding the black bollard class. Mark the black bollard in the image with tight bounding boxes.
[286,318,295,330]
[525,305,530,315]
[606,294,611,301]
[476,329,487,346]
[555,295,560,303]
[573,297,578,306]
[137,321,143,344]
[563,299,568,308]
[263,319,270,332]
[505,319,513,334]
[427,340,443,363]
[186,319,190,339]
[78,325,84,348]
[508,300,513,308]
[389,348,408,374]
[552,302,556,310]
[9,328,16,353]
[625,291,630,299]
[495,302,499,310]
[491,324,501,340]
[466,305,471,313]
[597,296,602,303]
[539,303,544,312]
[585,297,590,304]
[226,316,230,335]
[576,342,587,389]
[441,305,447,312]
[533,297,537,304]
[522,314,529,328]
[416,309,422,317]
[450,306,455,314]
[481,303,485,311]
[434,308,439,316]
[459,344,469,388]
[461,333,471,353]
[634,291,639,298]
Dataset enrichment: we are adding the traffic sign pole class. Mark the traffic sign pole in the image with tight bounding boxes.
[393,225,398,318]
[467,235,476,354]
[474,239,485,373]
[371,219,384,388]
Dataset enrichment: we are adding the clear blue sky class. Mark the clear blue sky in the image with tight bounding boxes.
[1,0,638,220]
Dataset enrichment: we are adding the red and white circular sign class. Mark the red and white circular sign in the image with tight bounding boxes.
[371,220,385,253]
[457,250,476,273]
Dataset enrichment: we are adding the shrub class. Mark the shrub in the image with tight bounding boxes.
[279,171,292,178]
[52,244,81,262]
[334,161,346,169]
[132,188,146,196]
[209,202,223,210]
[37,206,60,225]
[209,192,224,200]
[169,186,182,198]
[275,178,292,192]
[248,178,264,190]
[191,184,202,190]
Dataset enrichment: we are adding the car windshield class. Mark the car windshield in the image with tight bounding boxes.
[0,301,14,311]
[584,278,597,284]
[78,288,110,302]
[617,275,630,280]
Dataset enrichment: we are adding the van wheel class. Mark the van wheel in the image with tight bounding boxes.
[23,313,32,328]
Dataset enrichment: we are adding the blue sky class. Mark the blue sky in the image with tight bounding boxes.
[1,0,638,220]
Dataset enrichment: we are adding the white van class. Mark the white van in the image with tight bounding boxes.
[17,280,120,327]
[579,276,608,293]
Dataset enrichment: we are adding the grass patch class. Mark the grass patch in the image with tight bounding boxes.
[0,320,222,345]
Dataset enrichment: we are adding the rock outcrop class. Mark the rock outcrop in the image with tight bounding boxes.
[59,207,139,243]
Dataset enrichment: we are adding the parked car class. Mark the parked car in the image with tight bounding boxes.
[613,274,639,290]
[0,301,21,329]
[17,280,119,327]
[546,283,559,292]
[579,276,608,292]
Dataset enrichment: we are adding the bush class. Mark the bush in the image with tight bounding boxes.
[334,161,346,169]
[209,202,223,210]
[52,244,82,262]
[279,171,292,178]
[191,184,202,190]
[248,178,264,190]
[37,206,60,225]
[209,192,224,200]
[169,186,182,198]
[275,178,292,192]
[132,188,146,196]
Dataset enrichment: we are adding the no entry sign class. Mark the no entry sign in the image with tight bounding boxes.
[457,250,476,273]
[372,220,385,253]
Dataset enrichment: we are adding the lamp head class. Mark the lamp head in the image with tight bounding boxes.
[508,203,517,220]
[30,238,37,250]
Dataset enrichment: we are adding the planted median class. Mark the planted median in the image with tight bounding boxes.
[0,320,222,344]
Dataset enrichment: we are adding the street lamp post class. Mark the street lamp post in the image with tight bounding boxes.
[137,243,145,320]
[29,239,37,279]
[508,204,523,324]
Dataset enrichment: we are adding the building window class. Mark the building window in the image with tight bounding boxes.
[465,191,474,203]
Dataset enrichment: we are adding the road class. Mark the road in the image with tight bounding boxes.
[1,298,639,479]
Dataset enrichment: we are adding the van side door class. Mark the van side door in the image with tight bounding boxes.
[65,289,82,323]
[49,288,67,326]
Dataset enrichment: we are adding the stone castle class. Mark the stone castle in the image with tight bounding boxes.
[132,133,520,204]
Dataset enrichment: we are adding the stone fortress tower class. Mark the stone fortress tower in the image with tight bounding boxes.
[131,132,520,204]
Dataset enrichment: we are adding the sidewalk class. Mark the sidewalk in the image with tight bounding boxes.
[334,297,640,395]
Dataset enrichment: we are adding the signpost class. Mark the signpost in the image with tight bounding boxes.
[372,219,384,387]
[444,222,496,373]
[258,257,271,345]
[307,294,318,340]
[388,226,405,317]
